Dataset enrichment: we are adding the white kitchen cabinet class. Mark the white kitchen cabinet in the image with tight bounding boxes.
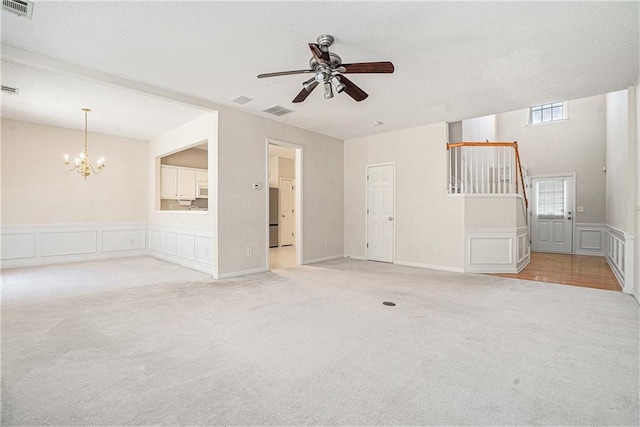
[161,165,198,200]
[195,170,208,183]
[161,166,179,199]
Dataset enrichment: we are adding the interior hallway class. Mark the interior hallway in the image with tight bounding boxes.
[494,252,621,292]
[269,245,296,270]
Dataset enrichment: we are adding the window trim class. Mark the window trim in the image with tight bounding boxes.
[527,101,568,126]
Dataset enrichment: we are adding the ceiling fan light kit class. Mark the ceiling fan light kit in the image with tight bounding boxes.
[257,34,394,103]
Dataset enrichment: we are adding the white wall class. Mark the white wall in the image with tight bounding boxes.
[605,90,630,232]
[496,94,607,224]
[217,106,343,276]
[147,113,217,275]
[344,122,465,270]
[462,114,496,141]
[1,119,148,224]
[148,113,217,229]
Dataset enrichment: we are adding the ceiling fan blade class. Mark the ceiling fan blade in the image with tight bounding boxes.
[257,69,314,78]
[292,81,319,103]
[341,61,395,74]
[308,43,330,64]
[339,76,368,102]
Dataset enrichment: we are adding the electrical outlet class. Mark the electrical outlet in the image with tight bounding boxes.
[577,206,584,213]
[324,240,329,247]
[247,248,253,257]
[435,247,440,254]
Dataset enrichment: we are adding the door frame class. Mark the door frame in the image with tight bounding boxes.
[365,162,397,262]
[265,139,303,268]
[529,173,576,254]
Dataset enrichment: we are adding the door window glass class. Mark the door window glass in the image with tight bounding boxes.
[536,179,565,219]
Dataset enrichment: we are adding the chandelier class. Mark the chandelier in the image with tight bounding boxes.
[63,108,105,179]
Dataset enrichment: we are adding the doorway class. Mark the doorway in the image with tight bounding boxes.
[267,141,302,270]
[531,175,575,253]
[366,163,395,263]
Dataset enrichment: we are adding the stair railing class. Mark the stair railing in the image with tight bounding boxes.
[446,141,528,209]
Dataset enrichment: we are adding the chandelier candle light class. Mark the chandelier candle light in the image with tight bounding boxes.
[63,108,105,179]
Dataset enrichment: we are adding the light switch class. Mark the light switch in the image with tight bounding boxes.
[577,206,584,213]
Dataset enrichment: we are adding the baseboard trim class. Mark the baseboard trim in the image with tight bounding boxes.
[630,289,640,306]
[394,260,465,273]
[149,251,214,276]
[344,254,366,261]
[303,254,344,265]
[216,267,268,279]
[574,250,605,256]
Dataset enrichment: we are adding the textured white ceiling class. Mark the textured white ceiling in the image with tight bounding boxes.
[1,1,638,140]
[1,61,210,140]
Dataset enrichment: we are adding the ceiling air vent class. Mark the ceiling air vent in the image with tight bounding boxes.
[232,95,253,105]
[263,105,293,116]
[1,85,19,95]
[2,0,33,19]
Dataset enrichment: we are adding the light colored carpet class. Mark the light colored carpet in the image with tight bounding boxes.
[2,256,638,425]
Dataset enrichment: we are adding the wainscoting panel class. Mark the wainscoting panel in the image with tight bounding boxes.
[605,225,625,288]
[469,237,512,265]
[516,227,530,271]
[102,229,146,252]
[575,223,605,256]
[150,229,163,252]
[42,231,97,257]
[1,223,148,268]
[465,227,530,274]
[162,231,178,256]
[195,236,214,265]
[148,224,214,275]
[1,233,36,260]
[177,233,196,260]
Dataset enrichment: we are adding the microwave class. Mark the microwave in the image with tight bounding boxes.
[196,181,208,199]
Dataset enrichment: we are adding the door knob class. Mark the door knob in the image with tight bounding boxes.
[388,216,393,221]
[568,217,572,220]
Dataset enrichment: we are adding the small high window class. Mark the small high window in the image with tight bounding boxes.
[529,101,567,125]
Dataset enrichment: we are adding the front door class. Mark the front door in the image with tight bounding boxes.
[279,178,294,246]
[531,176,574,253]
[367,164,395,262]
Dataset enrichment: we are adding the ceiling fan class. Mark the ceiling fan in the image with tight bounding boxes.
[257,34,394,103]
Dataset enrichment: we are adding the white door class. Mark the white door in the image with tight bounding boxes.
[531,176,574,253]
[279,178,294,246]
[367,164,394,262]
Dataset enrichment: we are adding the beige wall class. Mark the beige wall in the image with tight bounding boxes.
[464,196,525,229]
[344,122,465,269]
[605,90,630,231]
[217,106,343,275]
[635,81,640,300]
[1,119,147,224]
[161,146,208,169]
[496,94,607,224]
